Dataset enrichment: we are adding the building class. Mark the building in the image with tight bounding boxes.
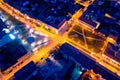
[0,43,27,71]
[14,61,37,80]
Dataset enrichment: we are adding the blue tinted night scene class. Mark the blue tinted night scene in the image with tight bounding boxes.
[0,0,120,80]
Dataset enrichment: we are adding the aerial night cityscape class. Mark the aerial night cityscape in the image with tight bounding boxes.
[0,0,120,80]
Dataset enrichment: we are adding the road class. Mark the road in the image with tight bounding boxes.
[1,40,59,80]
[65,20,120,76]
[0,0,120,80]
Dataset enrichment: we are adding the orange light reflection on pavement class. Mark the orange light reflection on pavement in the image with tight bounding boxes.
[1,40,59,80]
[0,1,120,80]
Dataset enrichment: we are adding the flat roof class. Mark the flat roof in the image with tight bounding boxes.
[79,16,97,28]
